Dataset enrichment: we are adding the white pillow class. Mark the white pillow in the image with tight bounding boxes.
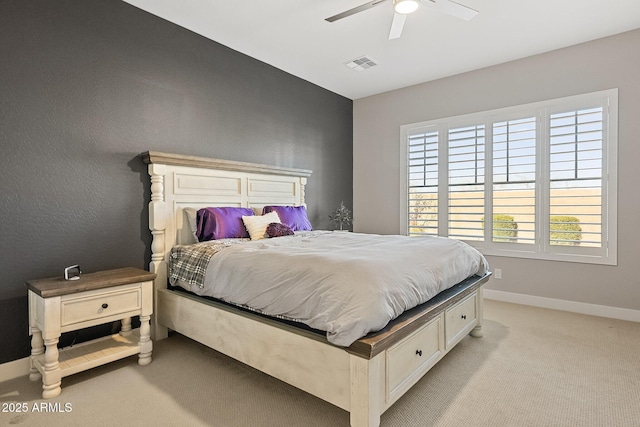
[242,211,281,240]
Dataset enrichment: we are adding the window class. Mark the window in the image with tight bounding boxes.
[401,89,618,265]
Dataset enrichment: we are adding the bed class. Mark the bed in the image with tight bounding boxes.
[141,151,491,427]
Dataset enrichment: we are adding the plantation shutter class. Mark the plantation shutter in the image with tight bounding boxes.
[407,129,439,236]
[492,117,536,244]
[548,107,604,247]
[401,89,616,265]
[448,124,485,241]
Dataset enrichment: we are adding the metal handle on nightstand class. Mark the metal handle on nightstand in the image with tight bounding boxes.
[461,314,466,320]
[102,303,108,309]
[416,350,422,357]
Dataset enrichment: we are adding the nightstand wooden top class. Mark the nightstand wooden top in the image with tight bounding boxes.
[26,267,156,298]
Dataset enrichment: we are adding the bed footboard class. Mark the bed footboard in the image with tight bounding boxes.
[155,275,488,427]
[156,288,353,411]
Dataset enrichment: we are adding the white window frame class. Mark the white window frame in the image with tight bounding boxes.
[400,89,618,265]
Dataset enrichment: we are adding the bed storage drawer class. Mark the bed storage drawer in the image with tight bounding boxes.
[445,292,477,349]
[386,315,444,401]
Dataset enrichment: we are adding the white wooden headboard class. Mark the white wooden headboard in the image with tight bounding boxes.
[141,151,312,338]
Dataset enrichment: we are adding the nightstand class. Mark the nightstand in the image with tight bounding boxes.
[26,267,156,399]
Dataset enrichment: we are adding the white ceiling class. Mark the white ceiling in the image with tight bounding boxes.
[123,0,640,100]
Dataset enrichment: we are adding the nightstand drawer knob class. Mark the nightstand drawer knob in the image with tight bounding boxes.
[102,303,108,309]
[461,314,466,320]
[416,349,422,357]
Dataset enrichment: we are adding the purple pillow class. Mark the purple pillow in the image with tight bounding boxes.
[262,205,312,231]
[266,222,294,238]
[196,207,254,241]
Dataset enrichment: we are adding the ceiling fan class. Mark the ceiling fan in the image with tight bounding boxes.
[325,0,478,40]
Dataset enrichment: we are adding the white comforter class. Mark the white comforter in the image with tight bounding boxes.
[174,231,489,347]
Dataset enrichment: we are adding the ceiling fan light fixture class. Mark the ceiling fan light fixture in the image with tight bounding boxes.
[394,0,419,15]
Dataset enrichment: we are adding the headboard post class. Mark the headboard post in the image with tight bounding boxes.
[300,177,307,206]
[148,163,169,340]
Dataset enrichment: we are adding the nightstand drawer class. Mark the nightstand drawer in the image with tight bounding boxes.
[61,287,141,326]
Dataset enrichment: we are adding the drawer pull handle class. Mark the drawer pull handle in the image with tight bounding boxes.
[461,314,467,320]
[102,303,109,309]
[416,350,422,357]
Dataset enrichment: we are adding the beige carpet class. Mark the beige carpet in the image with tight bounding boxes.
[2,299,639,427]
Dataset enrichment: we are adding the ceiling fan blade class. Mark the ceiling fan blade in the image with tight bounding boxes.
[423,0,478,21]
[388,13,407,40]
[325,0,390,22]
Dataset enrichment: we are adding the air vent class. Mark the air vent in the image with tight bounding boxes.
[345,56,377,71]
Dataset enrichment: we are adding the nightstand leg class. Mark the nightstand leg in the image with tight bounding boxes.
[138,315,152,366]
[120,317,132,336]
[42,338,62,399]
[29,327,43,381]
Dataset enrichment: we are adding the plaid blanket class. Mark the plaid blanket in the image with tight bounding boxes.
[169,239,248,288]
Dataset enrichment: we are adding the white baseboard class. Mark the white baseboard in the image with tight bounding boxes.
[0,356,29,383]
[484,289,640,322]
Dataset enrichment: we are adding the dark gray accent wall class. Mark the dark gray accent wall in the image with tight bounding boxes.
[0,1,352,363]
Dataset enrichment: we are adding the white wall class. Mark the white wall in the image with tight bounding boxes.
[353,29,640,311]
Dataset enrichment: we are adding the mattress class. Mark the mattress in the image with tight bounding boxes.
[169,231,489,346]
